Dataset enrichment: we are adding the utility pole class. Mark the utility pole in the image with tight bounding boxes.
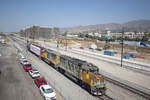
[121,27,124,67]
[65,31,68,51]
[54,27,60,48]
[33,26,35,42]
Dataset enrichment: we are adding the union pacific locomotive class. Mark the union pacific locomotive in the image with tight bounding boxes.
[27,43,106,95]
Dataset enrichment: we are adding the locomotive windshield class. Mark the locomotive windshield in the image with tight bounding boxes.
[88,64,99,72]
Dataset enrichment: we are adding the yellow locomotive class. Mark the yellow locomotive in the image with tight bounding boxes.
[58,55,105,95]
[27,43,106,95]
[41,49,60,68]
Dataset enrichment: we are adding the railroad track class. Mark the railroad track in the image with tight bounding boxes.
[11,36,114,100]
[13,37,113,100]
[98,94,113,100]
[104,76,150,100]
[66,48,150,72]
[11,36,150,100]
[33,40,150,72]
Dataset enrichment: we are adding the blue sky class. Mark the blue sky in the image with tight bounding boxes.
[0,0,150,32]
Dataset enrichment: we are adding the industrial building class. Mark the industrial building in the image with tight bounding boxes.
[23,26,55,39]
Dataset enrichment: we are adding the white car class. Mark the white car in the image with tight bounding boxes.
[19,55,25,61]
[28,69,40,78]
[19,53,25,59]
[40,85,56,100]
[20,58,29,65]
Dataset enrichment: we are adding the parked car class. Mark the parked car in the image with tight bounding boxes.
[40,85,56,100]
[103,45,110,50]
[23,63,32,72]
[29,69,40,78]
[96,48,102,51]
[20,58,29,65]
[80,46,84,49]
[20,55,25,59]
[34,77,47,88]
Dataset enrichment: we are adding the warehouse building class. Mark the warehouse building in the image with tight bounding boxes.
[23,26,55,39]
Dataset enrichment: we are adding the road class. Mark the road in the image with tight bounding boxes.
[0,42,43,100]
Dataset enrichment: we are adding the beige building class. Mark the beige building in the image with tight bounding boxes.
[23,26,54,39]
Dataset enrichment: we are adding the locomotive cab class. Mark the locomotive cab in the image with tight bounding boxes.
[81,64,106,95]
[93,73,105,95]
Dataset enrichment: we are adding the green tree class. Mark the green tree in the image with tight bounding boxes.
[141,36,148,42]
[112,36,117,40]
[135,37,141,41]
[124,36,130,41]
[117,37,122,40]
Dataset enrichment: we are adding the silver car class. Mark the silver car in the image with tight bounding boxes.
[28,69,40,78]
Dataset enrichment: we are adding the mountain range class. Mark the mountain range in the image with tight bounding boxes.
[60,19,150,33]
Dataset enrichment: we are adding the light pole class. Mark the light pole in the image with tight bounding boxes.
[65,31,67,51]
[121,27,124,67]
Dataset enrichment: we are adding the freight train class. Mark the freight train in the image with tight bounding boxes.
[27,43,106,95]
